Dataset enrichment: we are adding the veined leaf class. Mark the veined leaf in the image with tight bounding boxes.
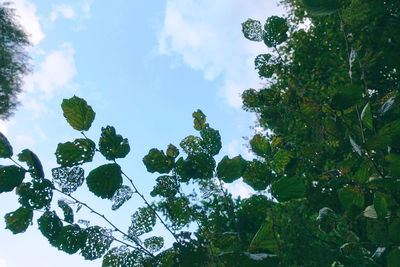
[128,206,156,238]
[192,109,207,131]
[250,134,271,157]
[38,211,63,245]
[0,132,12,158]
[16,179,53,209]
[55,138,96,167]
[58,200,74,223]
[4,207,33,234]
[180,135,205,156]
[200,126,222,156]
[338,185,364,212]
[374,193,388,219]
[242,19,263,42]
[86,163,122,199]
[143,148,172,174]
[166,144,179,158]
[144,236,164,253]
[52,166,84,194]
[61,96,95,131]
[249,217,279,254]
[56,224,87,255]
[81,226,113,260]
[18,149,44,179]
[99,126,130,160]
[263,16,288,47]
[303,0,340,16]
[271,176,306,201]
[243,160,273,191]
[0,165,25,193]
[380,96,395,115]
[102,246,140,267]
[361,102,373,130]
[217,155,247,183]
[151,175,180,198]
[111,185,133,210]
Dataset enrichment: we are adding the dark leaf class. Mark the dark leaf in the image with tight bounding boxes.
[249,217,280,254]
[263,16,288,47]
[0,165,25,193]
[18,149,44,179]
[366,220,388,245]
[338,185,365,212]
[330,85,363,110]
[144,236,164,253]
[316,207,337,233]
[243,160,273,191]
[61,96,95,131]
[180,135,205,156]
[200,126,222,156]
[250,134,271,157]
[374,193,388,219]
[86,163,122,199]
[0,132,12,158]
[16,179,53,209]
[143,148,172,174]
[52,166,84,194]
[56,224,87,255]
[81,226,113,260]
[389,219,400,243]
[303,0,340,16]
[58,200,74,224]
[192,109,207,131]
[38,211,63,245]
[388,247,400,267]
[166,144,179,159]
[271,176,306,201]
[128,206,156,238]
[150,175,179,198]
[4,207,33,234]
[217,155,247,183]
[55,138,96,167]
[102,246,141,267]
[255,54,274,78]
[175,153,216,181]
[99,126,130,160]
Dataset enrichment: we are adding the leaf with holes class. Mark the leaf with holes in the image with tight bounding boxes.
[192,109,207,130]
[102,246,141,267]
[56,138,96,167]
[150,175,180,198]
[4,207,33,234]
[0,166,25,193]
[263,16,288,47]
[61,96,95,131]
[55,224,87,254]
[0,132,12,158]
[242,19,263,42]
[16,179,53,209]
[86,163,122,199]
[111,185,133,210]
[18,149,44,179]
[180,135,205,156]
[255,54,274,78]
[143,148,172,174]
[166,144,179,158]
[52,166,84,194]
[81,226,113,260]
[99,126,130,160]
[144,236,164,253]
[58,200,74,223]
[38,211,63,246]
[128,206,156,238]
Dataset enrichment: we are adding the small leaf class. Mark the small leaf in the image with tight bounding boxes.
[144,236,164,253]
[349,136,362,156]
[111,185,133,210]
[18,149,44,179]
[242,19,263,42]
[143,148,172,174]
[4,207,33,234]
[150,175,180,198]
[86,163,122,199]
[128,206,156,238]
[81,226,113,260]
[99,126,130,160]
[200,126,222,156]
[58,200,74,223]
[52,166,84,194]
[363,205,378,219]
[0,166,25,193]
[55,138,96,167]
[271,176,306,201]
[0,132,12,158]
[217,155,247,183]
[180,135,205,155]
[250,134,271,157]
[263,16,288,47]
[166,144,179,158]
[61,96,95,131]
[192,109,207,131]
[303,0,340,16]
[361,103,373,130]
[56,224,87,255]
[380,96,395,115]
[374,193,388,219]
[316,207,338,233]
[38,211,63,245]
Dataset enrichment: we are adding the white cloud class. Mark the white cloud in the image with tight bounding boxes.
[0,259,7,267]
[50,4,75,22]
[9,0,44,45]
[15,134,35,147]
[158,0,285,108]
[0,119,16,135]
[224,179,255,199]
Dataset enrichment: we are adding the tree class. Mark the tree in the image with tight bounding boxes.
[0,0,400,266]
[0,2,31,119]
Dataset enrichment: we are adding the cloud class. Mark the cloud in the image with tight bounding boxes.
[50,4,75,22]
[158,0,285,108]
[0,259,7,267]
[9,0,44,45]
[49,0,94,25]
[224,179,255,199]
[0,119,16,135]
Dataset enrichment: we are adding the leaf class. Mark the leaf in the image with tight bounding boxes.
[316,207,338,232]
[192,109,207,131]
[55,138,96,167]
[200,126,222,156]
[338,185,364,213]
[166,144,179,158]
[158,196,191,229]
[363,205,378,219]
[0,165,25,193]
[175,153,216,181]
[144,236,164,253]
[241,19,263,42]
[331,85,362,110]
[353,160,370,183]
[38,211,63,245]
[18,149,44,179]
[271,176,306,201]
[81,226,113,260]
[4,207,33,234]
[52,166,84,194]
[217,155,247,183]
[16,179,53,209]
[111,185,133,210]
[99,126,130,160]
[380,96,395,115]
[249,217,279,254]
[374,192,388,219]
[303,0,340,16]
[361,102,373,130]
[150,175,180,198]
[349,136,362,156]
[272,149,292,175]
[385,154,400,177]
[61,96,95,131]
[58,200,74,223]
[263,16,288,47]
[388,247,400,267]
[250,134,271,157]
[243,160,273,191]
[86,163,122,199]
[254,54,274,78]
[102,246,140,267]
[0,132,12,158]
[366,220,388,245]
[143,148,173,174]
[389,219,400,243]
[56,224,87,255]
[180,135,205,155]
[128,206,156,238]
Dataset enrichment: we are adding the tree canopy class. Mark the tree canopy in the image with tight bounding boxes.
[0,0,399,266]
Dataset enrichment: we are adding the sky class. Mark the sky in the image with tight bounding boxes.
[0,0,285,266]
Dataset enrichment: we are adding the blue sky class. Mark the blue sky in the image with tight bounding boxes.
[0,0,284,266]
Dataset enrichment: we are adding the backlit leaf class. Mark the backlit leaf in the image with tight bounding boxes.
[56,224,87,255]
[0,165,25,193]
[99,126,130,160]
[144,236,164,253]
[86,163,122,199]
[128,206,156,238]
[255,54,274,78]
[4,207,33,234]
[250,134,271,157]
[180,135,205,156]
[58,199,74,223]
[81,226,113,260]
[0,132,12,158]
[243,160,273,191]
[192,109,207,131]
[16,179,53,209]
[143,148,172,174]
[242,19,263,42]
[303,0,340,16]
[150,175,179,198]
[271,176,306,201]
[18,149,44,179]
[217,155,247,183]
[263,16,288,47]
[61,96,95,131]
[102,246,140,267]
[200,126,222,156]
[38,211,63,245]
[52,166,84,194]
[111,185,133,210]
[55,138,96,167]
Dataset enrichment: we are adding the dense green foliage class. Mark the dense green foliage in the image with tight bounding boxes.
[1,0,400,266]
[0,2,30,119]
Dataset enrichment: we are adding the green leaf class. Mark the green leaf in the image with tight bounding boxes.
[166,144,179,158]
[4,207,33,234]
[338,185,364,212]
[255,54,274,78]
[86,163,122,199]
[243,160,273,191]
[353,160,370,183]
[331,85,363,110]
[388,247,400,267]
[81,226,113,260]
[150,175,179,198]
[55,138,96,167]
[303,0,340,16]
[38,211,63,245]
[250,134,271,157]
[363,205,378,219]
[249,217,280,254]
[102,246,140,267]
[316,207,338,233]
[18,149,44,179]
[389,219,400,243]
[214,232,241,252]
[144,236,164,253]
[217,155,247,183]
[16,179,53,209]
[272,149,292,175]
[61,96,95,131]
[241,19,263,42]
[111,185,133,210]
[56,224,87,255]
[366,220,388,245]
[52,166,84,194]
[374,192,388,219]
[58,200,74,223]
[180,135,205,155]
[361,102,373,130]
[99,126,130,160]
[385,154,400,177]
[0,165,25,193]
[0,132,12,158]
[175,153,216,181]
[143,148,173,174]
[271,176,306,201]
[128,206,156,238]
[157,196,191,229]
[200,126,222,156]
[263,16,288,47]
[192,109,207,131]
